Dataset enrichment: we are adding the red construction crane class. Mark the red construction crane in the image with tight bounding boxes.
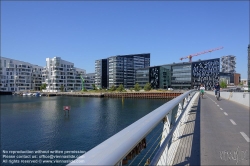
[180,46,224,62]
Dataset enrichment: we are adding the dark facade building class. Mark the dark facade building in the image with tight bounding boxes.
[95,59,108,89]
[108,53,150,88]
[192,58,220,90]
[135,65,171,89]
[149,65,171,89]
[135,58,220,90]
[219,72,232,85]
[95,53,150,89]
[230,73,241,86]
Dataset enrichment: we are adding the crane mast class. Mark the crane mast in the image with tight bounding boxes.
[80,75,85,91]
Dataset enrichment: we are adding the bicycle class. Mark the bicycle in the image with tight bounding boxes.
[216,90,220,100]
[200,90,204,98]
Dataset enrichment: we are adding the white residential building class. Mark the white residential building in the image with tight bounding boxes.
[221,55,236,73]
[42,57,86,92]
[84,73,95,90]
[0,57,43,92]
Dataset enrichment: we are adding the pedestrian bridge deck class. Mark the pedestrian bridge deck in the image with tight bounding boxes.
[172,93,249,165]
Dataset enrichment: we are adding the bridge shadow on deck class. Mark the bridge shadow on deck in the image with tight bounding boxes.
[173,96,201,166]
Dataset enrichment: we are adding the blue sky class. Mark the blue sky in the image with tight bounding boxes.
[1,1,249,78]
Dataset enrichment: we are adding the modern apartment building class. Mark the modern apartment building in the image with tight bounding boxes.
[221,55,236,73]
[84,73,95,90]
[108,53,150,88]
[95,59,108,89]
[0,57,43,92]
[42,57,86,92]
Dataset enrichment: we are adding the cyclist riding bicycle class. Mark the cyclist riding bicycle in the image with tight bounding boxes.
[214,82,220,97]
[200,84,205,98]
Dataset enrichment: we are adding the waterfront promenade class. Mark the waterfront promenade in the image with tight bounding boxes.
[13,90,185,98]
[172,93,249,165]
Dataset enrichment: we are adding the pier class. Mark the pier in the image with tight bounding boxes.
[104,92,182,99]
[40,92,183,99]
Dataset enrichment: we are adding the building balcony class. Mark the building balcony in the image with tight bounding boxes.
[7,63,15,68]
[17,65,26,68]
[67,80,75,83]
[67,77,75,80]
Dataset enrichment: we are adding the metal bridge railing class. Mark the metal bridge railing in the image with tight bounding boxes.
[67,90,198,166]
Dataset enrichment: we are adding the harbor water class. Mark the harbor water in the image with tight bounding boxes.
[1,95,169,165]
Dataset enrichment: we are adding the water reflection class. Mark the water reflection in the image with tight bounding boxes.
[1,96,168,158]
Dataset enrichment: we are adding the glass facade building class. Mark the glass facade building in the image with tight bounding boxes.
[96,53,150,89]
[135,58,221,90]
[108,53,150,88]
[95,59,108,89]
[219,72,232,85]
[135,68,149,88]
[171,63,192,89]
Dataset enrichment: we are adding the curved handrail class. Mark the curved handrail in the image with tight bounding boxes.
[67,90,196,166]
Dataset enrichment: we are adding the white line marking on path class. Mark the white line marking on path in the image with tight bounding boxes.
[230,119,237,125]
[217,105,220,107]
[224,112,228,116]
[220,108,223,110]
[240,132,250,142]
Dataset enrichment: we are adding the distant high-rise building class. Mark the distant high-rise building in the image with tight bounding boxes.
[221,55,236,73]
[95,59,108,89]
[108,53,150,88]
[95,53,150,89]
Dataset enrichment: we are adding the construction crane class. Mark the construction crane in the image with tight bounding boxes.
[80,75,85,91]
[180,46,224,62]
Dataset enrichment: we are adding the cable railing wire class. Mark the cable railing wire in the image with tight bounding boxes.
[137,127,167,166]
[128,126,165,166]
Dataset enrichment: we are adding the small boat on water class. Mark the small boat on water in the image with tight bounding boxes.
[35,92,40,97]
[39,93,46,96]
[23,93,27,96]
[27,93,32,96]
